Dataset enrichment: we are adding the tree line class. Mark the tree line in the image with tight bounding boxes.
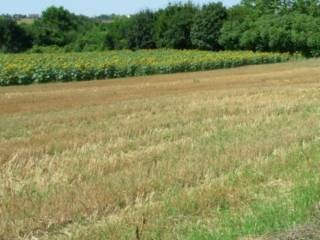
[1,0,320,56]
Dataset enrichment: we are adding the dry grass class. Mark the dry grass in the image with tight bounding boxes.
[17,18,35,25]
[0,59,320,240]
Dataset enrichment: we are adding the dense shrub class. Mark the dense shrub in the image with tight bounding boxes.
[220,13,320,56]
[154,3,198,49]
[191,3,227,50]
[104,16,131,50]
[3,1,320,56]
[127,10,156,50]
[0,17,32,53]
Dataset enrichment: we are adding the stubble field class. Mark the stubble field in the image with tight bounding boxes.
[0,59,320,240]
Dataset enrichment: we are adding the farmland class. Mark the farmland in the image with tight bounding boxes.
[0,59,320,239]
[0,50,295,86]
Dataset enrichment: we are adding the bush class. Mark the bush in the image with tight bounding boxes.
[154,3,198,49]
[0,17,32,53]
[127,10,156,50]
[191,3,227,50]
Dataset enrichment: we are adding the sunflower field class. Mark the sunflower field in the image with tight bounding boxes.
[0,50,298,86]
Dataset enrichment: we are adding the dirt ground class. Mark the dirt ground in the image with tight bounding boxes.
[1,59,319,116]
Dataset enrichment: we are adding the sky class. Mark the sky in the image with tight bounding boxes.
[1,0,240,16]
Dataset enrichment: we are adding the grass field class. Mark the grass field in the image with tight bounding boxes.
[17,18,35,25]
[0,59,320,240]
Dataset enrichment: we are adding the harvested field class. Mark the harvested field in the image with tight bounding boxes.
[0,59,320,240]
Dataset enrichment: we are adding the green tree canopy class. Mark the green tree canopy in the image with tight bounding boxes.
[191,2,227,50]
[128,10,156,49]
[0,17,32,52]
[32,6,80,46]
[154,2,198,49]
[105,16,131,50]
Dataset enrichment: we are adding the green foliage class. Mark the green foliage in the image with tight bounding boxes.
[32,6,79,46]
[220,11,320,56]
[67,29,108,52]
[191,2,227,50]
[30,6,106,52]
[154,2,198,49]
[219,5,255,50]
[26,45,64,53]
[104,16,131,50]
[241,0,294,15]
[0,17,32,52]
[3,1,320,56]
[127,10,156,50]
[292,0,320,16]
[0,50,295,86]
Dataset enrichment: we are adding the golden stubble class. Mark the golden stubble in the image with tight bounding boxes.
[0,59,320,239]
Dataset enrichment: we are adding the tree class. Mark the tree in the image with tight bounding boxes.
[128,10,156,49]
[0,17,32,52]
[154,2,198,49]
[241,0,294,15]
[67,28,107,52]
[104,16,131,50]
[219,5,255,50]
[191,2,227,50]
[292,0,320,16]
[32,6,79,46]
[237,15,292,52]
[220,10,320,56]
